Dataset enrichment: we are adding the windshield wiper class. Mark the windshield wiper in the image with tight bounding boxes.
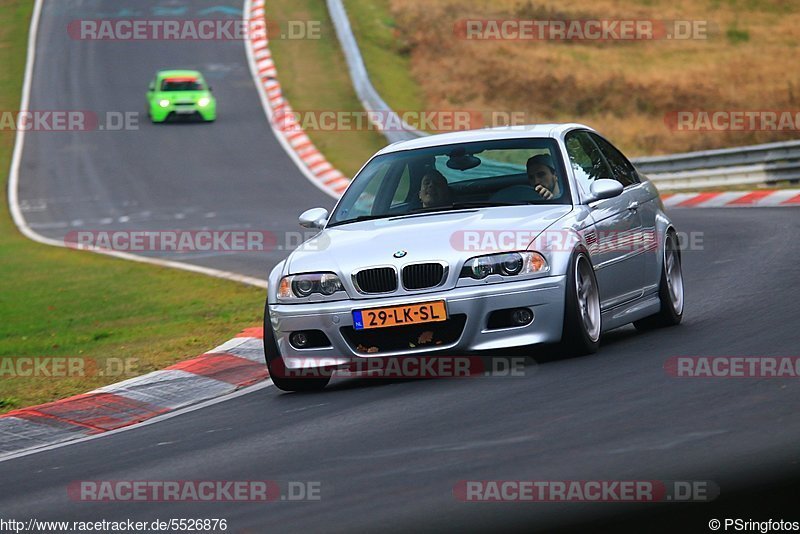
[330,202,524,226]
[450,201,522,208]
[327,214,392,227]
[408,201,523,214]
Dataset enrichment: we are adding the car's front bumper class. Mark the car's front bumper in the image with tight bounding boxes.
[150,104,216,121]
[267,275,566,369]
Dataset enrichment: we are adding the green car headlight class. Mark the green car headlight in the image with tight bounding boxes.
[158,99,170,108]
[197,97,210,107]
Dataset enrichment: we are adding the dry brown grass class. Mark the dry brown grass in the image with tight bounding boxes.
[389,0,800,155]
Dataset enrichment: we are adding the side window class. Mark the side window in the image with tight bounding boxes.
[564,131,614,196]
[590,134,639,187]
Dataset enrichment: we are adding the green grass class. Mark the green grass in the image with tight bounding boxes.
[0,0,265,413]
[726,25,750,43]
[266,0,387,177]
[342,0,425,115]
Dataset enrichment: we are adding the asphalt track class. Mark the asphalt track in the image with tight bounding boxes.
[7,0,800,532]
[2,207,800,531]
[16,0,334,280]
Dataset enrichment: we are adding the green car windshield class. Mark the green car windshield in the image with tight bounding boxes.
[161,79,204,91]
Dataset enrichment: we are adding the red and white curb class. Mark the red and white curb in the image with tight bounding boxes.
[661,189,800,208]
[246,0,350,198]
[0,327,266,459]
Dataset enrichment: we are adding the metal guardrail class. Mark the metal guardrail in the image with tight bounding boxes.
[326,0,425,144]
[327,0,800,189]
[632,140,800,190]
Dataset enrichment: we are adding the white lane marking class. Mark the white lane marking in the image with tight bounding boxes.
[27,221,69,229]
[6,0,267,289]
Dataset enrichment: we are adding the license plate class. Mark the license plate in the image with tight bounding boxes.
[175,107,195,114]
[352,301,447,330]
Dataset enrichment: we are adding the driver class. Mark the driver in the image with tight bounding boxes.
[526,154,561,200]
[418,170,452,208]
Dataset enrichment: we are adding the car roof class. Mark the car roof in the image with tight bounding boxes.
[156,69,203,80]
[375,123,595,155]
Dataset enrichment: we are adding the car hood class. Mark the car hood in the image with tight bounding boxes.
[287,205,573,275]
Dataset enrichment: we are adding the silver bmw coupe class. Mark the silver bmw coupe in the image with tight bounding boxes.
[264,124,684,391]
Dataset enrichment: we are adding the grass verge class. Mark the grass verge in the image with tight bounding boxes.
[385,0,800,157]
[0,0,264,413]
[342,0,425,116]
[266,0,387,177]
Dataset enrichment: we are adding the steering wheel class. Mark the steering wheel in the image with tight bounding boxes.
[489,184,546,203]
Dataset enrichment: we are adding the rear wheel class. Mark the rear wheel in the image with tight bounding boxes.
[561,250,601,355]
[634,230,684,330]
[263,302,330,392]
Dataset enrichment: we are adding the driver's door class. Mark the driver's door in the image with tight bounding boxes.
[565,131,645,310]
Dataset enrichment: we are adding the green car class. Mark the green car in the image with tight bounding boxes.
[147,70,216,123]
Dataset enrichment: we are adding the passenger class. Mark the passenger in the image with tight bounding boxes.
[419,170,452,208]
[526,154,561,200]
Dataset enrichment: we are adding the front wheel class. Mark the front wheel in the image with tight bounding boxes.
[560,250,601,355]
[634,230,684,330]
[263,303,330,392]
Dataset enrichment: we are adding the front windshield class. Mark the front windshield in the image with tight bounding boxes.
[161,79,204,91]
[328,138,570,226]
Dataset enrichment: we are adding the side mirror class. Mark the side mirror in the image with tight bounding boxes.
[148,83,154,91]
[208,86,213,91]
[298,207,329,229]
[588,179,624,203]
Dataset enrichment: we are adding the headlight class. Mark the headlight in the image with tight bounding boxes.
[197,97,210,107]
[460,252,547,280]
[278,272,344,299]
[158,99,170,108]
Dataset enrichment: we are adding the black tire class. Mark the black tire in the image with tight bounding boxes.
[634,230,684,330]
[262,302,330,392]
[561,250,601,355]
